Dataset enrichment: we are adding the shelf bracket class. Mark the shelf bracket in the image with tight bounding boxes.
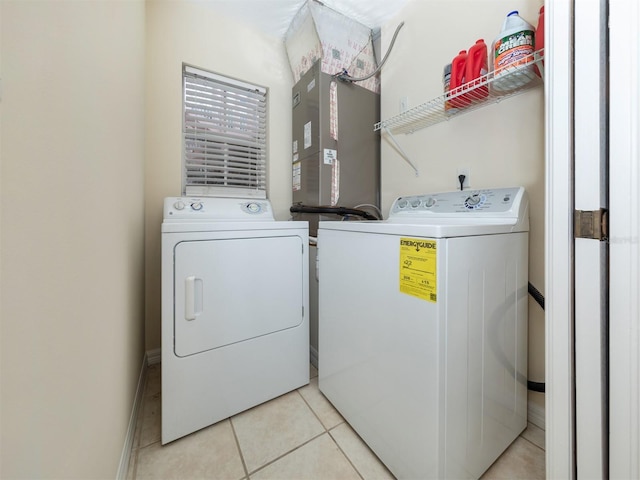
[383,127,419,177]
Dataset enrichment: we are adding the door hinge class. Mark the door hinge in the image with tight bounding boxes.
[574,208,608,241]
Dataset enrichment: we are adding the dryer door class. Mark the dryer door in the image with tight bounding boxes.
[173,235,304,357]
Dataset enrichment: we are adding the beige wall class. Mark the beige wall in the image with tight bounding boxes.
[144,0,294,351]
[0,1,146,478]
[380,0,546,412]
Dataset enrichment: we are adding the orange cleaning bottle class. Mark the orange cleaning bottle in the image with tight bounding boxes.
[465,39,489,102]
[449,50,468,108]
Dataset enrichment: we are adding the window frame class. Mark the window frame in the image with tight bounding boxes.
[182,64,268,199]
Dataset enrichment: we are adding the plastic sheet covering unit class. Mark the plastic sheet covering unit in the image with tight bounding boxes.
[200,0,410,42]
[285,0,380,93]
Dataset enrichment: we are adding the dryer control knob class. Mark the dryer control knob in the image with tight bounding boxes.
[191,201,203,211]
[246,202,261,213]
[425,197,436,208]
[174,201,186,210]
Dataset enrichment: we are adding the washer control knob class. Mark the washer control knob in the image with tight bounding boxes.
[173,200,186,210]
[411,198,421,208]
[397,199,408,209]
[466,194,481,206]
[191,201,203,211]
[425,197,436,208]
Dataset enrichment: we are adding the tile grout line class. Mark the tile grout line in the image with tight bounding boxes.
[234,376,323,477]
[235,388,331,477]
[244,430,328,478]
[295,387,335,432]
[228,417,250,480]
[519,433,546,453]
[296,388,367,480]
[137,365,361,479]
[327,426,367,480]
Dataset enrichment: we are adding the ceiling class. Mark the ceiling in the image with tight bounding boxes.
[202,0,410,39]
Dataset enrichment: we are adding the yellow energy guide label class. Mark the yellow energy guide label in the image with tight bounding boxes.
[399,237,437,302]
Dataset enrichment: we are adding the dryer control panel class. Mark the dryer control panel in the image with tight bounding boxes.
[389,187,527,221]
[163,197,275,221]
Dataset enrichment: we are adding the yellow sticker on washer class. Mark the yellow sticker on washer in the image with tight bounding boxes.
[399,237,437,302]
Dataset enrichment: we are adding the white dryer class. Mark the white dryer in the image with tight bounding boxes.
[318,187,529,479]
[162,197,309,444]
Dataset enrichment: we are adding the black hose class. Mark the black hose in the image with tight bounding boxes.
[528,282,545,310]
[527,281,545,393]
[527,381,546,393]
[290,204,379,221]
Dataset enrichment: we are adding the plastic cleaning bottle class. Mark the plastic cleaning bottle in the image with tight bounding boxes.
[491,10,535,93]
[534,6,545,77]
[536,6,545,56]
[449,50,469,108]
[465,39,489,102]
[443,63,459,115]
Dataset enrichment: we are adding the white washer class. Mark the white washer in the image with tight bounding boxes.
[318,187,529,479]
[162,197,309,444]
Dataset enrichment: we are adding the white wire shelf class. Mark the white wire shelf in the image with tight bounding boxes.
[375,50,544,135]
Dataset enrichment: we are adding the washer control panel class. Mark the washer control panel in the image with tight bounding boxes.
[164,197,274,221]
[390,187,524,218]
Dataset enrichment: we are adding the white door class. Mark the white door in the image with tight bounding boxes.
[547,0,609,477]
[546,1,575,477]
[609,0,640,478]
[174,235,304,357]
[548,0,640,477]
[574,0,609,477]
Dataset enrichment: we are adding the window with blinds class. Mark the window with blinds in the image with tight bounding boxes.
[183,65,267,198]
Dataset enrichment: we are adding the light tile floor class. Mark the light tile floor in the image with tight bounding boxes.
[128,364,545,479]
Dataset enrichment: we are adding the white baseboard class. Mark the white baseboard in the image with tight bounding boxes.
[528,399,546,431]
[310,345,318,369]
[117,352,148,480]
[146,348,161,366]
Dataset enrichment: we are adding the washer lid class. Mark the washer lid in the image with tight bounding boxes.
[319,187,529,237]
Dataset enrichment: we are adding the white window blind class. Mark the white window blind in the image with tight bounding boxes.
[183,65,267,198]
